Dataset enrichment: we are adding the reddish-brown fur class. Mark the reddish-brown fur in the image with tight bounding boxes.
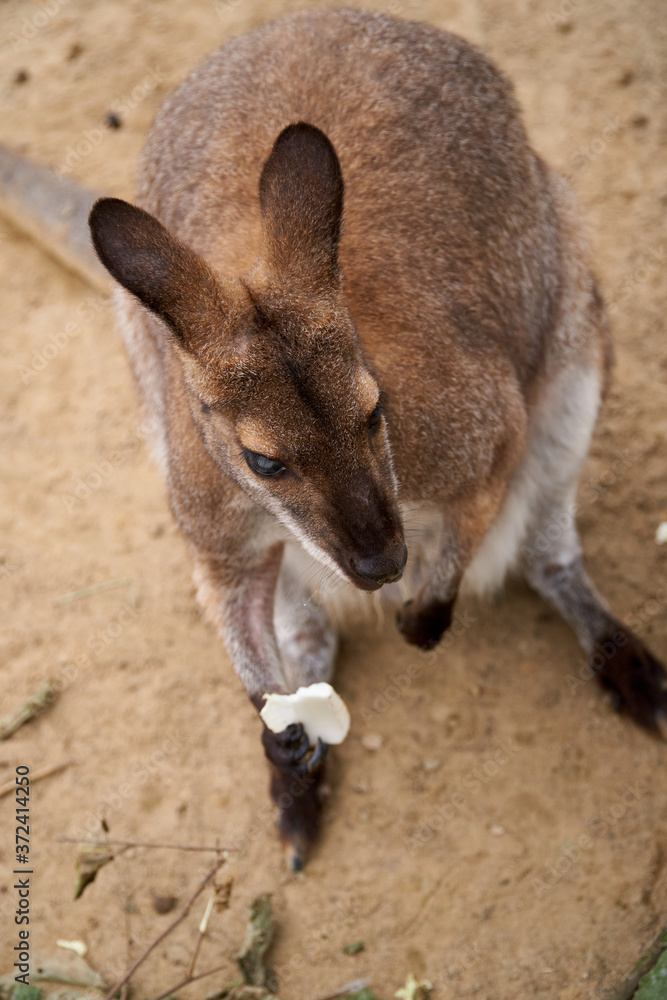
[89,10,666,869]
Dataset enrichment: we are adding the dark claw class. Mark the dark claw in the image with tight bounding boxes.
[592,630,667,735]
[306,737,329,773]
[262,722,329,777]
[284,722,310,762]
[290,846,305,872]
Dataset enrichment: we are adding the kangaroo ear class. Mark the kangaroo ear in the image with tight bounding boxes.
[89,198,231,351]
[259,122,344,293]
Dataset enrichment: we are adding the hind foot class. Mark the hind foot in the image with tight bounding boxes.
[592,630,667,734]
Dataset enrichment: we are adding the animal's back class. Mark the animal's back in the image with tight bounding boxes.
[127,9,581,498]
[138,10,559,378]
[87,9,666,872]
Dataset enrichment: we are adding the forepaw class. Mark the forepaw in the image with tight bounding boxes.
[261,722,328,777]
[396,598,453,650]
[593,630,667,734]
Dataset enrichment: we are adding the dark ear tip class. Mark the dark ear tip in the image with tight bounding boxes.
[273,121,338,162]
[277,121,332,143]
[88,197,136,233]
[261,121,343,207]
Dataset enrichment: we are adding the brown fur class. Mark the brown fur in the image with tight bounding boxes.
[88,9,666,868]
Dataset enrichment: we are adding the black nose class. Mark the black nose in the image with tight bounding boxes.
[352,544,408,586]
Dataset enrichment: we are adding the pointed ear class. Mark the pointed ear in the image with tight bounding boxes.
[88,198,232,352]
[259,122,344,293]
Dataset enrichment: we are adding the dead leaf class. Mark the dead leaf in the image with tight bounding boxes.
[31,950,105,989]
[237,894,274,987]
[394,973,433,1000]
[73,845,114,899]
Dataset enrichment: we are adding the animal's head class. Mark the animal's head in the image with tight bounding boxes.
[89,123,406,590]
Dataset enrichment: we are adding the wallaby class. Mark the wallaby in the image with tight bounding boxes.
[84,9,666,870]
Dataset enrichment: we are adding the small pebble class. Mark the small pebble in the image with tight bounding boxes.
[423,758,441,773]
[14,69,29,84]
[105,111,122,130]
[655,522,667,545]
[490,825,505,836]
[361,732,383,751]
[430,704,451,724]
[153,893,178,914]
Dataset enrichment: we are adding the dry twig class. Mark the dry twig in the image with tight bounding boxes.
[188,890,216,977]
[0,680,59,739]
[150,961,233,1000]
[0,759,71,799]
[59,835,232,853]
[53,576,134,605]
[102,857,227,1000]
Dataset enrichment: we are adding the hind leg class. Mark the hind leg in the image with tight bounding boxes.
[520,180,666,729]
[522,495,667,733]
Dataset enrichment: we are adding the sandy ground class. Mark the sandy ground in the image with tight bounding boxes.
[1,1,667,998]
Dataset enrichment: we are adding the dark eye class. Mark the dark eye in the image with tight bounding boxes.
[244,449,286,477]
[368,404,383,432]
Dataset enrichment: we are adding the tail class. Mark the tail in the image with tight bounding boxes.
[0,144,109,292]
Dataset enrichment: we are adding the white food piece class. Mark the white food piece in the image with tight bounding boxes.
[656,522,667,545]
[56,939,88,957]
[260,682,351,745]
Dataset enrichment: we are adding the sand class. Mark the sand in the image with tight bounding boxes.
[1,0,666,997]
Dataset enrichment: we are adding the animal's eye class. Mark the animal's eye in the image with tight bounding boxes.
[244,449,286,477]
[368,404,383,432]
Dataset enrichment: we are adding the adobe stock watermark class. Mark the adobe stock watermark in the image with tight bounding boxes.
[568,117,625,176]
[565,580,667,697]
[386,0,424,15]
[273,895,358,989]
[213,0,243,13]
[545,0,578,29]
[435,942,482,994]
[0,554,22,586]
[68,732,188,840]
[61,416,158,515]
[607,243,665,316]
[404,736,522,855]
[17,291,111,386]
[52,600,142,696]
[530,781,648,896]
[6,0,71,53]
[228,768,320,858]
[359,608,477,726]
[55,68,163,178]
